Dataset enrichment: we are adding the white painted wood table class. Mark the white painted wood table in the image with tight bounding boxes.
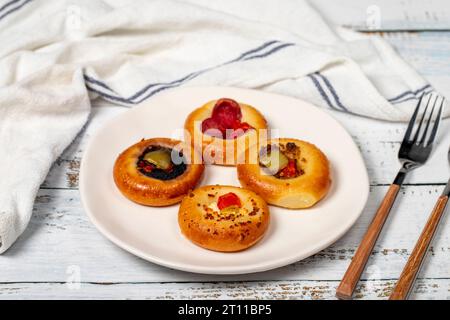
[1,1,450,300]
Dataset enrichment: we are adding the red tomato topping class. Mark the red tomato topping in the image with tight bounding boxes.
[201,98,254,139]
[201,117,225,137]
[212,98,242,126]
[236,122,252,131]
[217,192,242,210]
[138,160,154,172]
[278,159,298,178]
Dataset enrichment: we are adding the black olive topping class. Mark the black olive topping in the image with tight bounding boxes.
[136,145,187,181]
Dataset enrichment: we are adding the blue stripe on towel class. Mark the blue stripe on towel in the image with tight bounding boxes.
[391,88,434,104]
[0,0,22,13]
[0,0,32,22]
[242,43,294,61]
[315,72,348,112]
[310,71,433,110]
[307,73,339,110]
[126,71,197,101]
[83,74,117,93]
[229,40,282,63]
[85,40,295,104]
[85,85,133,105]
[132,42,296,103]
[125,40,285,101]
[123,40,284,101]
[388,84,431,103]
[85,40,283,102]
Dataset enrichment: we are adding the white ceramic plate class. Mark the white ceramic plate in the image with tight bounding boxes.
[80,86,369,274]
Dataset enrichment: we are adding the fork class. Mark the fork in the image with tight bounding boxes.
[336,93,445,300]
[389,145,449,300]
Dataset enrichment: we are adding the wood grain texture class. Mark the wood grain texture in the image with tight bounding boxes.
[390,195,449,300]
[0,279,448,300]
[381,32,450,99]
[311,0,450,31]
[336,184,401,299]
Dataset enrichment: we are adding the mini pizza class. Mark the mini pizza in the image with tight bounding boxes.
[178,185,270,252]
[184,98,268,166]
[113,138,204,206]
[237,138,331,209]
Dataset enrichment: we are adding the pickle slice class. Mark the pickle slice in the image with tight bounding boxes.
[259,148,289,175]
[143,149,172,170]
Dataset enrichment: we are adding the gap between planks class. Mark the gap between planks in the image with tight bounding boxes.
[0,278,448,300]
[1,277,449,284]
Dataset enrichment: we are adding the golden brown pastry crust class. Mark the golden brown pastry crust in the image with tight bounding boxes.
[237,138,331,209]
[113,138,204,206]
[178,185,270,252]
[184,100,268,166]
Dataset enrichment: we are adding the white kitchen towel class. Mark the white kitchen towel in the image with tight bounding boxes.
[0,0,446,253]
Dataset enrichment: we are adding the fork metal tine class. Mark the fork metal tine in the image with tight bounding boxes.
[412,94,432,144]
[402,94,425,144]
[418,94,438,146]
[426,96,444,147]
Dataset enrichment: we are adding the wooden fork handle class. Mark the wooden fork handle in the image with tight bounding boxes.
[336,184,401,300]
[389,195,449,300]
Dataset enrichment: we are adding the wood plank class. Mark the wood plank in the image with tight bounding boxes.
[0,278,448,299]
[380,32,450,98]
[311,0,450,31]
[1,184,449,283]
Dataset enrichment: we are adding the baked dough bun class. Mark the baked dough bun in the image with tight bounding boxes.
[184,99,267,166]
[178,185,270,252]
[113,138,204,206]
[237,138,331,209]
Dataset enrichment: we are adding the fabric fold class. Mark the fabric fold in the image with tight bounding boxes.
[0,66,90,253]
